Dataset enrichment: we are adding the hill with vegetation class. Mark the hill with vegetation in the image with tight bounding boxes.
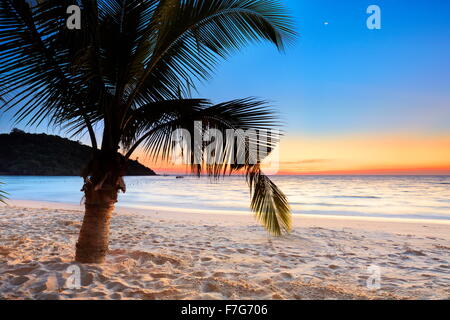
[0,129,156,176]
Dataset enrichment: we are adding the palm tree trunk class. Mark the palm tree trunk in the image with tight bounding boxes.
[75,183,118,263]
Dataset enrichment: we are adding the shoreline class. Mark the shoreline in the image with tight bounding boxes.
[0,200,449,299]
[9,198,450,227]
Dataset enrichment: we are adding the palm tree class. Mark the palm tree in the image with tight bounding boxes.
[0,0,295,263]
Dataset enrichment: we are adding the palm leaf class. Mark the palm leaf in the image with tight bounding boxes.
[124,97,291,235]
[0,0,104,147]
[0,182,8,204]
[127,0,296,107]
[247,166,291,235]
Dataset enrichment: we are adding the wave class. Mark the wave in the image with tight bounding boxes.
[2,175,450,222]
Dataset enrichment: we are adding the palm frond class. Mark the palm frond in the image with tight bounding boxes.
[247,166,291,235]
[125,97,291,235]
[122,98,209,151]
[0,0,105,148]
[0,182,8,204]
[127,0,296,105]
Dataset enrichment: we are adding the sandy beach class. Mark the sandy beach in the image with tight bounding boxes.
[0,200,449,300]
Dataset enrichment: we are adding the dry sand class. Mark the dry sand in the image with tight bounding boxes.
[0,200,449,300]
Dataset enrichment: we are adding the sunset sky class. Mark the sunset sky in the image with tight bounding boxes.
[1,0,449,175]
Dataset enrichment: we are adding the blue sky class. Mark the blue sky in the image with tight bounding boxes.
[193,0,450,136]
[1,0,449,140]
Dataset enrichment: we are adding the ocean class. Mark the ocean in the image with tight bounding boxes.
[1,175,449,221]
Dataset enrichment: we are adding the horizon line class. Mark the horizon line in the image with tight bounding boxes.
[149,167,450,176]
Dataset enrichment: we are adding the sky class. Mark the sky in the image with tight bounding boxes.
[1,0,450,175]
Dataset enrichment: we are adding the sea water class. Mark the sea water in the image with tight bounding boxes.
[1,175,449,221]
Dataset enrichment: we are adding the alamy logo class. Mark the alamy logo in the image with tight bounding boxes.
[66,5,81,30]
[65,264,81,289]
[366,265,381,290]
[170,122,280,175]
[367,5,382,30]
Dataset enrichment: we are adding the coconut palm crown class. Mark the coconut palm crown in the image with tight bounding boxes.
[0,0,295,263]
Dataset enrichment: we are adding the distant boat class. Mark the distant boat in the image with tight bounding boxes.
[176,176,184,179]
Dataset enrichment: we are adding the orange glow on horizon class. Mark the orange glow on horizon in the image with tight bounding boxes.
[131,133,450,175]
